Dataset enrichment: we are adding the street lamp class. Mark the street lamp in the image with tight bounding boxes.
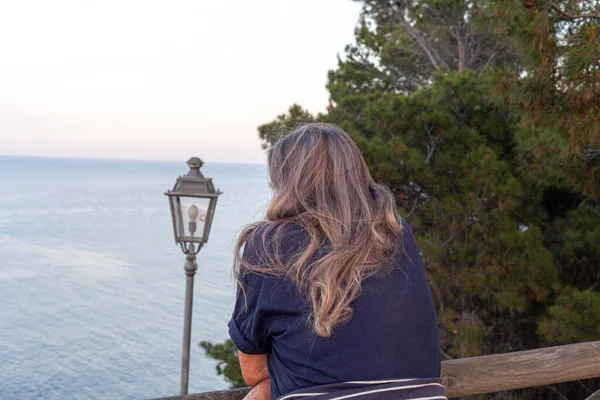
[165,156,222,395]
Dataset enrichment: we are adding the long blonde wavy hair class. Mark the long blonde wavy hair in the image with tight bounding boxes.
[234,123,403,337]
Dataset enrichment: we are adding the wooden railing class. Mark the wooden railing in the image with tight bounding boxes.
[153,340,600,400]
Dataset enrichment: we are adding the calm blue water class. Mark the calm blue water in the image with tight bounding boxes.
[0,156,271,399]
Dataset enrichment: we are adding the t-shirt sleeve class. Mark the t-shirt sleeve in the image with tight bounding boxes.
[227,237,271,355]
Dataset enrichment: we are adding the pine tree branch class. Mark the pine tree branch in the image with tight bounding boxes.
[547,385,570,400]
[424,124,443,163]
[481,42,510,71]
[440,222,469,248]
[440,348,454,360]
[423,3,460,40]
[440,199,485,248]
[397,19,450,71]
[469,36,482,68]
[406,196,420,218]
[389,0,450,72]
[549,3,600,21]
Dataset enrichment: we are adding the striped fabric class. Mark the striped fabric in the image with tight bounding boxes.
[276,378,447,400]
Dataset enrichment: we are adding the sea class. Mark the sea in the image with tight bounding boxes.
[0,156,272,400]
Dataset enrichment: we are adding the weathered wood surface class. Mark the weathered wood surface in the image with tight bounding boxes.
[442,340,600,397]
[152,340,600,400]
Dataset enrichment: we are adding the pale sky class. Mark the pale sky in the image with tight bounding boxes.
[0,0,361,164]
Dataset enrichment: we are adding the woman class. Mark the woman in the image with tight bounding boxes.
[228,123,445,400]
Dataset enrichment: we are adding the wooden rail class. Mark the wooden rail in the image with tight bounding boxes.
[152,340,600,399]
[441,340,600,397]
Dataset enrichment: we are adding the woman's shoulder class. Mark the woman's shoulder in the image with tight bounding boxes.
[399,216,413,233]
[399,217,418,245]
[245,221,310,258]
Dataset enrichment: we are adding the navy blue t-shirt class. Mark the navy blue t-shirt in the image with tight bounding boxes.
[228,219,441,399]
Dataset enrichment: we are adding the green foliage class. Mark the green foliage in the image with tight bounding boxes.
[257,104,315,149]
[549,207,600,290]
[204,1,600,398]
[200,340,245,388]
[539,288,600,344]
[327,0,521,96]
[488,0,600,200]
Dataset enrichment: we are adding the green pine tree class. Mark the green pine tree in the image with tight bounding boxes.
[200,340,245,388]
[486,1,600,376]
[330,0,521,95]
[488,0,600,199]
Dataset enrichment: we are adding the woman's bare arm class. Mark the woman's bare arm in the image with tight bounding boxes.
[239,351,270,400]
[239,351,269,386]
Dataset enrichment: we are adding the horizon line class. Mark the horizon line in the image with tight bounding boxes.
[0,153,268,166]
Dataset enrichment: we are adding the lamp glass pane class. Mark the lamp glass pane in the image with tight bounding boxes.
[178,196,210,241]
[201,197,218,242]
[169,195,182,241]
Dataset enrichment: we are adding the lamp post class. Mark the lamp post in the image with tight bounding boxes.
[165,157,222,395]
